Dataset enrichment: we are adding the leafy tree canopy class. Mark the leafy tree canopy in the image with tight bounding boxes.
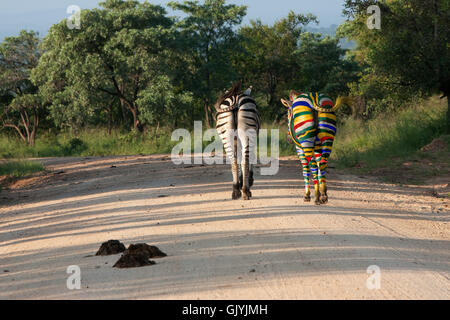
[32,0,183,131]
[340,0,450,129]
[168,0,247,127]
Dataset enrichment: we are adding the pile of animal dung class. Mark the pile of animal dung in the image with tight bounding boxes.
[123,243,167,258]
[113,252,156,268]
[95,240,126,256]
[113,243,167,269]
[94,240,167,269]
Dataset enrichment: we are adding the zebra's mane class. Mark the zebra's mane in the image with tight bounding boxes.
[214,81,243,112]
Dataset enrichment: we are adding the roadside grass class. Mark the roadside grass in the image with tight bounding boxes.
[332,96,449,184]
[0,160,44,192]
[0,128,178,158]
[0,124,295,159]
[0,160,44,178]
[0,96,447,185]
[366,144,449,185]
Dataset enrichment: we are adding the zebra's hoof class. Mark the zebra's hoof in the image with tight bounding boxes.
[232,190,242,200]
[242,189,251,200]
[314,196,321,205]
[320,194,328,204]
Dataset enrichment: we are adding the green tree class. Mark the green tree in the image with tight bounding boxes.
[168,0,247,128]
[237,12,317,118]
[1,94,43,146]
[237,12,357,120]
[296,32,359,97]
[32,0,180,132]
[0,30,44,146]
[341,0,450,131]
[137,75,193,138]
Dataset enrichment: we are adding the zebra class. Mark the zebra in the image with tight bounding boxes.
[281,91,352,205]
[215,81,261,200]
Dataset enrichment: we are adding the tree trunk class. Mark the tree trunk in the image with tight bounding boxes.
[128,103,142,132]
[107,105,112,135]
[20,111,31,145]
[29,128,36,147]
[119,98,128,128]
[29,113,39,147]
[4,124,26,142]
[154,121,160,142]
[131,108,138,131]
[204,99,212,128]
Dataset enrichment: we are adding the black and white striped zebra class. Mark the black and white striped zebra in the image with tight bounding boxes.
[215,82,261,200]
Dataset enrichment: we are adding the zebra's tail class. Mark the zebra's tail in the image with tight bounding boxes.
[334,96,353,111]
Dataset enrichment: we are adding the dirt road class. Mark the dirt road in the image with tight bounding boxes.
[0,155,449,299]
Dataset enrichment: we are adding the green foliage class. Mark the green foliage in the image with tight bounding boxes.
[0,123,296,159]
[32,0,181,131]
[137,75,193,128]
[341,0,450,129]
[168,0,247,127]
[295,32,359,96]
[62,138,88,156]
[2,0,448,173]
[259,123,297,157]
[0,127,179,157]
[0,30,45,146]
[1,1,363,141]
[236,12,317,119]
[236,12,358,121]
[0,30,40,92]
[0,160,44,178]
[332,96,447,168]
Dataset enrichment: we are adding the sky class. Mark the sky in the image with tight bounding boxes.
[0,0,347,40]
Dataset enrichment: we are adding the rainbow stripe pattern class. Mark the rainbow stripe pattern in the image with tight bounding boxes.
[287,92,337,204]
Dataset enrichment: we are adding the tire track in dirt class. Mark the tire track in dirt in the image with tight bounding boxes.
[0,155,448,299]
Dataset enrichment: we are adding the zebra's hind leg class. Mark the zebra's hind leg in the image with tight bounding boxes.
[249,169,254,188]
[319,161,328,204]
[238,128,255,201]
[298,148,311,202]
[242,161,251,200]
[302,165,311,202]
[314,182,321,205]
[232,183,242,200]
[240,169,254,188]
[320,183,328,204]
[310,160,321,205]
[240,166,253,200]
[231,161,242,200]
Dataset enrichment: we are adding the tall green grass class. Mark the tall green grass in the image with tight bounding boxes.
[259,123,296,157]
[0,125,296,159]
[0,128,178,158]
[0,160,44,178]
[332,96,447,168]
[0,96,446,167]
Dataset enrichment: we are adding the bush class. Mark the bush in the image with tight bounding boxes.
[62,138,88,156]
[332,96,447,168]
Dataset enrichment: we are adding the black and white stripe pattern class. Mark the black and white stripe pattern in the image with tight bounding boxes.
[216,93,261,200]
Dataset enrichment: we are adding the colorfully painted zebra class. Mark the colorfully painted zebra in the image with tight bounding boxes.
[215,82,261,200]
[281,91,351,205]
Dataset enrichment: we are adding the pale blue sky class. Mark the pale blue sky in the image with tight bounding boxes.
[0,0,346,40]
